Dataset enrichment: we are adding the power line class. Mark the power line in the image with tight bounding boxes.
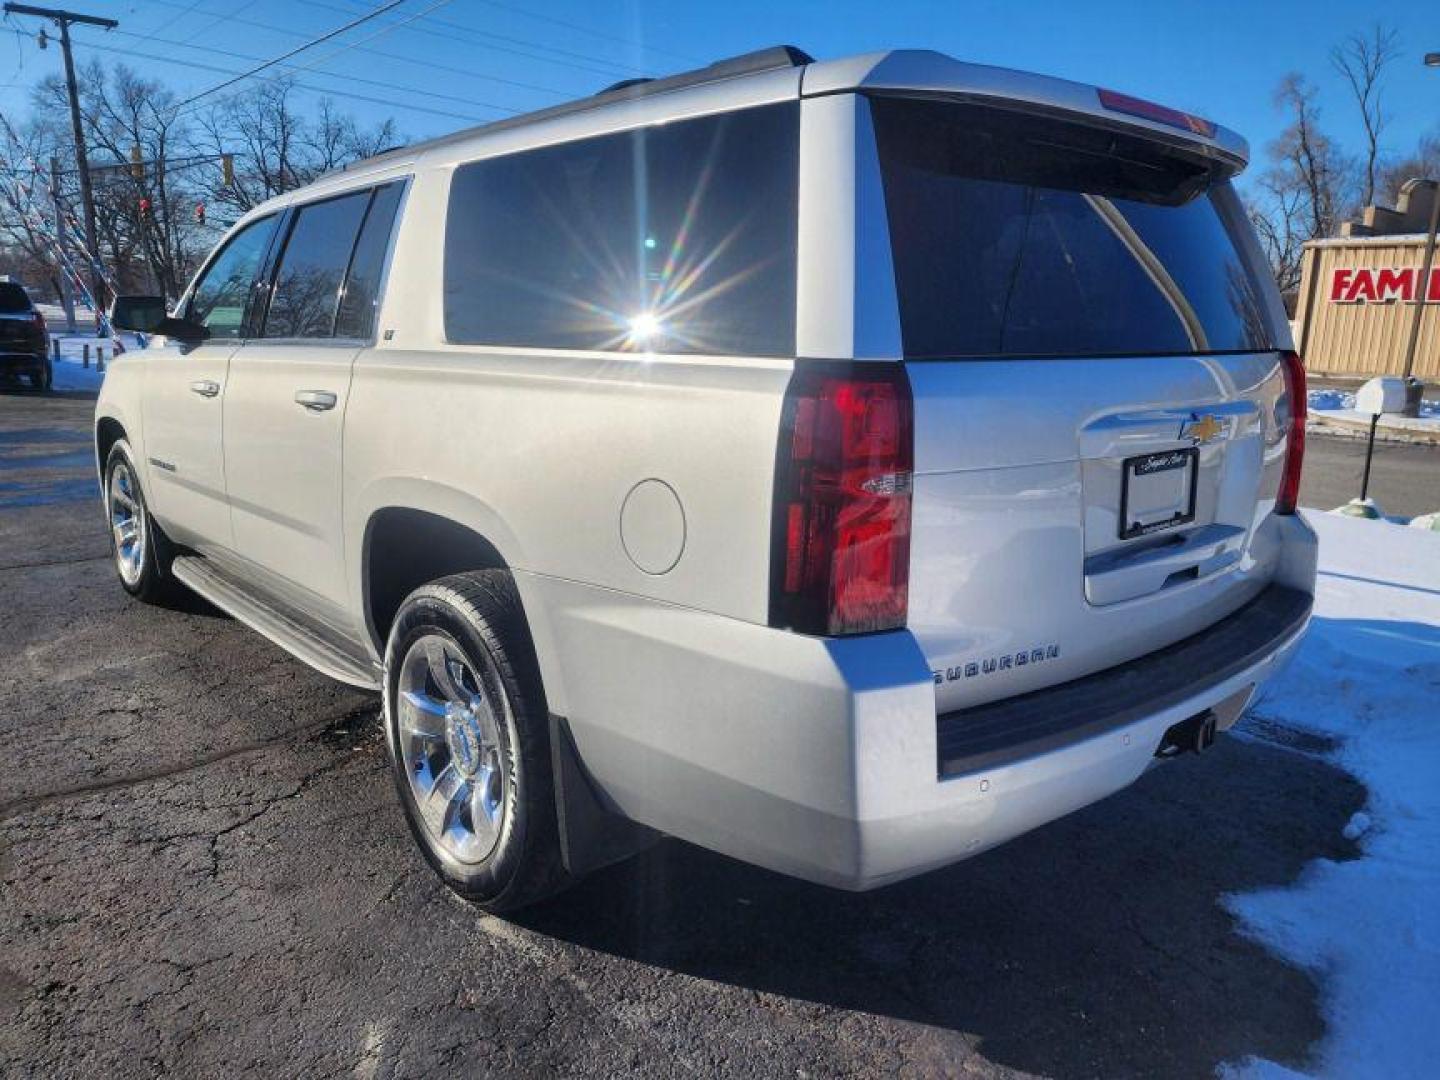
[72,27,523,117]
[178,0,259,46]
[92,23,568,101]
[68,38,499,123]
[140,0,601,93]
[284,0,456,76]
[176,0,407,109]
[295,0,647,79]
[470,0,702,64]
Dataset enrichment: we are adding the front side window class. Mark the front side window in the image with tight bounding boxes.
[263,191,372,339]
[444,102,799,356]
[870,97,1276,360]
[187,215,277,339]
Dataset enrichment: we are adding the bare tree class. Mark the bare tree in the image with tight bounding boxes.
[196,79,399,216]
[1248,172,1309,299]
[1379,129,1440,205]
[1331,23,1400,207]
[1265,73,1355,241]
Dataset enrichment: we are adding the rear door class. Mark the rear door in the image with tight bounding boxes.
[142,214,278,549]
[863,97,1295,713]
[222,183,403,628]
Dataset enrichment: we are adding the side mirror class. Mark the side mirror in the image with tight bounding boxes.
[108,294,168,333]
[152,315,210,347]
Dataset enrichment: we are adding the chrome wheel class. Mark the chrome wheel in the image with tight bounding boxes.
[108,458,146,588]
[396,633,512,865]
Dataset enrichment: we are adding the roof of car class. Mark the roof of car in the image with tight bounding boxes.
[245,45,1247,222]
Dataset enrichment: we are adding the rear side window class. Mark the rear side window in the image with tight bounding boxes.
[870,97,1275,359]
[0,283,32,312]
[444,102,799,356]
[335,183,404,339]
[263,190,371,339]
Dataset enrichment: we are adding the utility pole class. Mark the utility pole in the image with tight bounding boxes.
[4,4,118,334]
[49,156,76,333]
[1399,179,1439,413]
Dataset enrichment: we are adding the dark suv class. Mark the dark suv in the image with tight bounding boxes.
[0,282,52,391]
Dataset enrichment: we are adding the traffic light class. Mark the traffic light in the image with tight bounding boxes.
[138,196,151,217]
[221,154,234,187]
[194,202,206,225]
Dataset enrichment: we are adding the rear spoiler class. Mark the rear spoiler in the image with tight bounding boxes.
[801,50,1249,176]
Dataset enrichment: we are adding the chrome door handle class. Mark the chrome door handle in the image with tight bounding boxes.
[189,379,220,398]
[294,390,338,412]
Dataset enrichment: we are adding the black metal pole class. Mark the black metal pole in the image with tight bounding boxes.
[1360,414,1379,502]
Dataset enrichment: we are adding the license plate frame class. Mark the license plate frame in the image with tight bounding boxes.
[1118,448,1198,540]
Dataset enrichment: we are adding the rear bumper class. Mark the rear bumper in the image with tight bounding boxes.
[521,514,1317,890]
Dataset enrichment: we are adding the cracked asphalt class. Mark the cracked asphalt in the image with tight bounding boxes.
[1,384,1367,1079]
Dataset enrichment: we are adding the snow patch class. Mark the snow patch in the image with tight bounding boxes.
[1221,512,1440,1079]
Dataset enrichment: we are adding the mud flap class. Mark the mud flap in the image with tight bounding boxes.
[549,714,659,877]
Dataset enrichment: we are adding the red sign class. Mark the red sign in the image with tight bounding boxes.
[1329,267,1440,304]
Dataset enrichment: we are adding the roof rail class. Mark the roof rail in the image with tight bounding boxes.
[323,44,813,178]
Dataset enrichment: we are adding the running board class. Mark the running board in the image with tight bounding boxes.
[170,556,381,691]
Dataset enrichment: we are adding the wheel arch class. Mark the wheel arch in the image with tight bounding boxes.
[355,485,570,716]
[95,414,127,479]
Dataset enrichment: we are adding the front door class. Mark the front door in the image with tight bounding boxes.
[141,214,279,550]
[222,183,402,629]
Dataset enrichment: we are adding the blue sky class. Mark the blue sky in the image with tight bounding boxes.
[3,0,1438,191]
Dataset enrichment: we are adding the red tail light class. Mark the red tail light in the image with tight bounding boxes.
[1276,350,1306,515]
[32,310,46,335]
[771,363,913,635]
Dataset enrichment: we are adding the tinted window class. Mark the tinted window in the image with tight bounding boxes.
[335,183,404,339]
[870,97,1274,359]
[187,215,277,339]
[444,102,798,356]
[0,283,32,312]
[264,191,370,339]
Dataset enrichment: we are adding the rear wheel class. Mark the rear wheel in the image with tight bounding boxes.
[383,571,569,911]
[104,439,177,602]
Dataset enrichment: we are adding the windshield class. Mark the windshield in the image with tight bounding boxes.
[869,97,1276,360]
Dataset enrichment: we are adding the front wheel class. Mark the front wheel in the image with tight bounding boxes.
[104,439,177,602]
[383,571,570,911]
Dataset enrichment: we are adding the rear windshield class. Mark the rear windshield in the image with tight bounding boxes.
[869,97,1275,360]
[0,283,33,313]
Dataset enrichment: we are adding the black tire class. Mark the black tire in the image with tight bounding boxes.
[103,438,179,603]
[383,570,570,912]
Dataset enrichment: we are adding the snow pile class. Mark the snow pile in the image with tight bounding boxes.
[1222,512,1440,1078]
[1308,389,1354,412]
[1309,388,1439,420]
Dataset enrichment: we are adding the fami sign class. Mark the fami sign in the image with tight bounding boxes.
[1329,267,1440,304]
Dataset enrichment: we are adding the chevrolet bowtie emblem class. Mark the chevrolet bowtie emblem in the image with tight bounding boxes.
[1183,413,1224,445]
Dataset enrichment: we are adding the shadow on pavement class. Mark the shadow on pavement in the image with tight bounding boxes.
[521,732,1364,1079]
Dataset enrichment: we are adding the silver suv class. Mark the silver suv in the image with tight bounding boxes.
[98,46,1316,911]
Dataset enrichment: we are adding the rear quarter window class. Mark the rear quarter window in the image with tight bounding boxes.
[443,101,799,356]
[870,97,1275,360]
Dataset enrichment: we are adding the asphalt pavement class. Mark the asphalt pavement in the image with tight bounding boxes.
[0,385,1378,1078]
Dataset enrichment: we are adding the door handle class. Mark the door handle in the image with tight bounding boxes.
[189,379,220,398]
[294,390,338,412]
